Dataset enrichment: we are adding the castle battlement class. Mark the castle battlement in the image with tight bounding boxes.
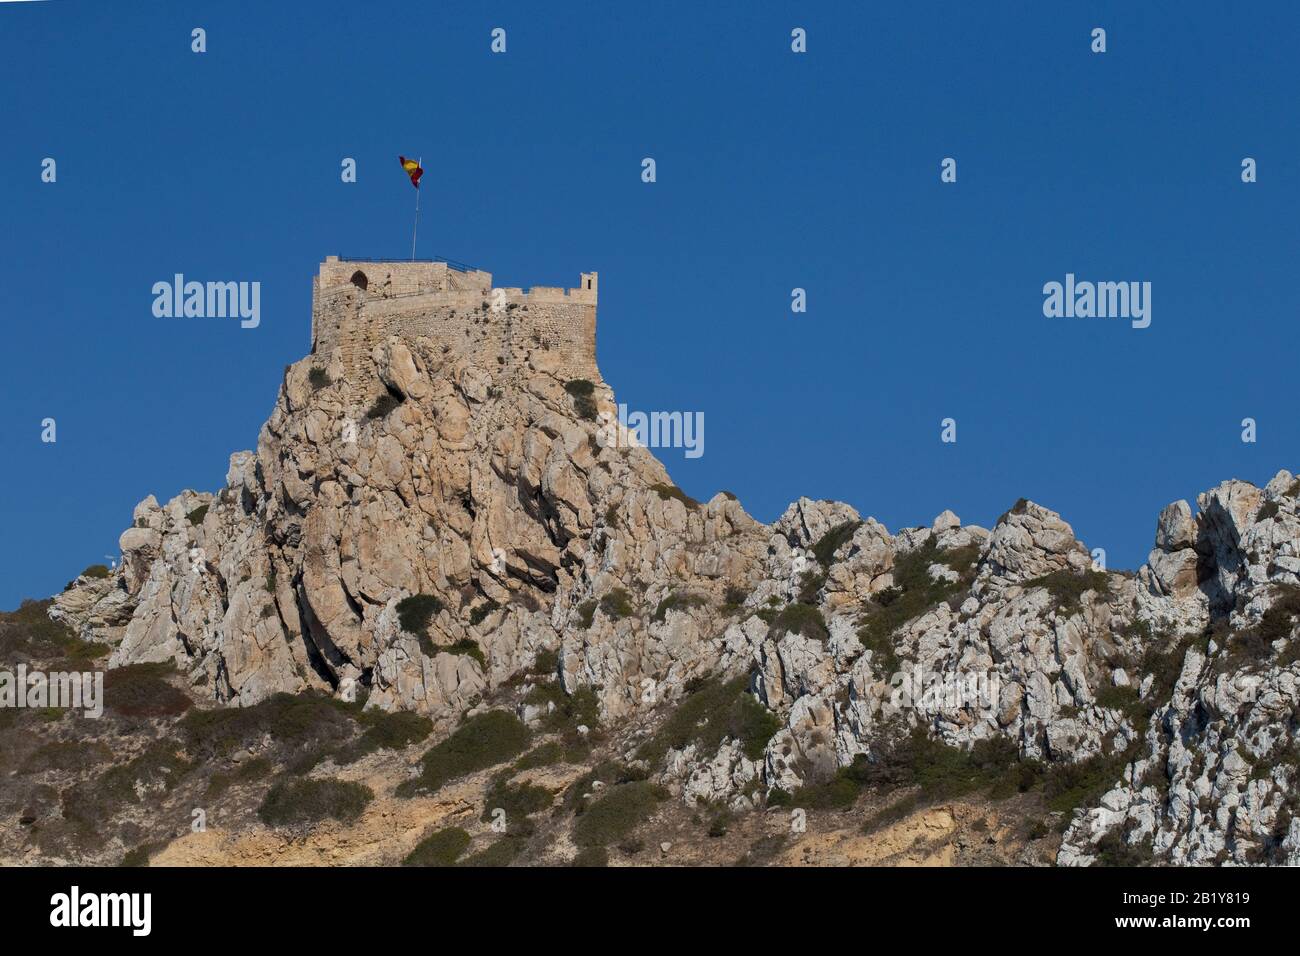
[311,257,597,382]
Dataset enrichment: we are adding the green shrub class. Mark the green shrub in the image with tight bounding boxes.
[856,540,975,650]
[723,585,748,607]
[399,710,531,795]
[180,691,357,759]
[812,521,862,566]
[770,602,828,641]
[103,662,192,718]
[1094,683,1142,716]
[857,624,900,677]
[0,599,110,663]
[481,778,554,822]
[525,682,601,733]
[564,380,598,420]
[107,741,192,795]
[649,483,700,509]
[651,591,707,623]
[943,542,981,576]
[1043,749,1131,815]
[531,648,559,676]
[459,834,529,867]
[1025,569,1111,615]
[570,846,609,867]
[792,766,871,810]
[468,599,500,626]
[707,809,732,837]
[64,741,193,827]
[366,393,400,419]
[443,638,486,668]
[396,594,443,635]
[572,780,667,847]
[1279,640,1300,669]
[1094,825,1156,866]
[308,367,331,390]
[1259,585,1300,642]
[186,504,209,526]
[793,730,1037,812]
[636,675,778,764]
[561,760,650,814]
[576,599,597,629]
[404,827,471,866]
[1225,627,1273,665]
[206,755,272,797]
[599,588,635,620]
[514,741,566,771]
[996,497,1032,524]
[731,693,782,760]
[257,777,373,826]
[80,564,111,580]
[1135,632,1196,703]
[796,569,827,605]
[862,792,928,833]
[736,833,787,866]
[361,709,433,748]
[22,740,112,774]
[765,787,792,808]
[335,710,433,764]
[120,843,162,867]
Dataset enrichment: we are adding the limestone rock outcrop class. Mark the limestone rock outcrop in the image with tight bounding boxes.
[50,273,1300,867]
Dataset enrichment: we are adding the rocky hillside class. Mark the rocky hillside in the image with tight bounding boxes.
[14,320,1300,867]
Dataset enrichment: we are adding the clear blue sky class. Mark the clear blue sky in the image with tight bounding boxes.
[2,0,1296,608]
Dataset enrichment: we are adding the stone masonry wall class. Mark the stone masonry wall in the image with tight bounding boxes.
[311,258,598,383]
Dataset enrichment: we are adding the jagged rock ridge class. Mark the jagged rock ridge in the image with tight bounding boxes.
[51,262,1300,866]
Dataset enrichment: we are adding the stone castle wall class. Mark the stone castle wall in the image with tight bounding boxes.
[311,257,598,382]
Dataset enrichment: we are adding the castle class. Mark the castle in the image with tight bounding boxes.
[311,256,598,380]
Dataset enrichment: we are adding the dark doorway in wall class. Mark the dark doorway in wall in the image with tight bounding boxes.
[350,270,368,291]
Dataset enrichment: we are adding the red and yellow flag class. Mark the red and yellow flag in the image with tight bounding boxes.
[399,156,423,188]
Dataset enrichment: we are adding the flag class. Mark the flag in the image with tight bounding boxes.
[399,155,423,188]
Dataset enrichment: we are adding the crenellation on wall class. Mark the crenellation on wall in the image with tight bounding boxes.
[311,258,597,383]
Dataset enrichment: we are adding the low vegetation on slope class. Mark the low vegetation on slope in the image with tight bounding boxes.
[572,780,668,848]
[403,827,471,866]
[772,724,1135,843]
[1025,568,1111,614]
[396,710,532,796]
[636,674,781,766]
[855,540,980,673]
[0,599,108,665]
[257,777,373,827]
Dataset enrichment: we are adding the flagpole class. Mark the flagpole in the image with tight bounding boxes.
[411,156,422,261]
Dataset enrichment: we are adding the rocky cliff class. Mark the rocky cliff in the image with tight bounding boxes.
[42,294,1300,867]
